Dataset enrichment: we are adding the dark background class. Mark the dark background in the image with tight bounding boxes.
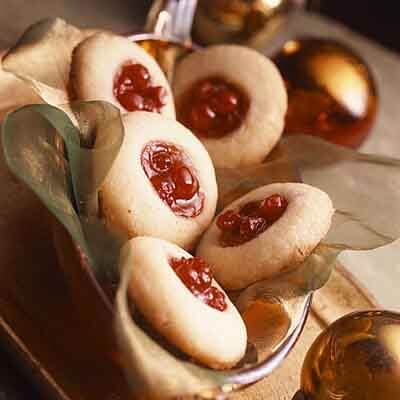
[311,0,400,53]
[0,0,399,399]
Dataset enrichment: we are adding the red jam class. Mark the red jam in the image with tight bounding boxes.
[141,141,204,217]
[177,77,250,138]
[170,256,227,311]
[217,194,288,247]
[113,62,167,112]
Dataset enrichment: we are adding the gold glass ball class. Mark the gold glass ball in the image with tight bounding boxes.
[193,0,291,48]
[299,310,400,400]
[274,38,378,148]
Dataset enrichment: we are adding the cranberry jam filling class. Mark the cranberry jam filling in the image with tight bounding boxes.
[177,77,250,138]
[141,141,204,217]
[113,62,167,112]
[170,256,227,311]
[217,194,288,247]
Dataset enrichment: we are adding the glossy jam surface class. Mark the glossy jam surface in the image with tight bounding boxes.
[113,62,167,112]
[274,38,377,148]
[177,77,250,138]
[141,141,204,217]
[217,194,288,246]
[170,257,227,311]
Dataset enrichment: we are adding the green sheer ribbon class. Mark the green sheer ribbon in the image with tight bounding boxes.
[2,101,124,278]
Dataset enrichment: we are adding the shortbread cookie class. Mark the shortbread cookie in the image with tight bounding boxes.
[174,45,287,167]
[119,237,247,369]
[197,183,334,289]
[98,111,217,250]
[71,32,175,117]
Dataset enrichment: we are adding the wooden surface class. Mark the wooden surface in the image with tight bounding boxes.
[0,2,398,399]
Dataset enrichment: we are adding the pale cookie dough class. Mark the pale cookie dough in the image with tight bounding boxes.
[197,183,334,290]
[71,32,175,117]
[173,45,287,168]
[119,236,247,369]
[98,111,217,250]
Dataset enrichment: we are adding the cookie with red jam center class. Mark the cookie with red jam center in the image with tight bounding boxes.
[118,237,247,369]
[71,32,175,117]
[174,45,287,168]
[98,111,217,250]
[197,183,334,290]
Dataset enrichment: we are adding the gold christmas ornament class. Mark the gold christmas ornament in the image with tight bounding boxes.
[274,38,378,148]
[294,310,400,400]
[193,0,293,48]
